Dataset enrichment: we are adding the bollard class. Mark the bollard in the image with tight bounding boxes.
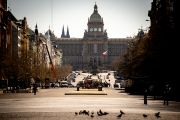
[77,86,80,91]
[98,86,102,91]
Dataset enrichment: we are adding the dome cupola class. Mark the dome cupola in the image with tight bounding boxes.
[89,3,102,22]
[83,3,108,40]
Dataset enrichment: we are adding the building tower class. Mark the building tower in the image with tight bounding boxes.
[61,25,65,38]
[83,3,107,40]
[35,24,38,36]
[66,26,70,38]
[61,25,70,38]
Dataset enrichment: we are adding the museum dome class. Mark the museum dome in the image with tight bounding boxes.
[89,3,102,22]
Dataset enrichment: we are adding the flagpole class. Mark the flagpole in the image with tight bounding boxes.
[103,55,105,69]
[102,50,108,69]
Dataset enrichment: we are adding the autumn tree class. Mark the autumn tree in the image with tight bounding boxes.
[58,64,72,80]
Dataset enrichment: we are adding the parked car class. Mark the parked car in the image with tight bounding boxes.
[114,83,119,88]
[60,81,68,87]
[54,82,60,87]
[114,80,125,88]
[68,83,75,88]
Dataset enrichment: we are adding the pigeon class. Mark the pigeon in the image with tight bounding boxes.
[120,110,125,114]
[97,111,102,116]
[117,113,122,118]
[75,112,78,115]
[86,111,90,116]
[102,111,109,115]
[82,110,86,114]
[155,112,161,118]
[79,110,82,115]
[99,109,103,115]
[90,114,94,118]
[143,114,148,118]
[82,110,89,115]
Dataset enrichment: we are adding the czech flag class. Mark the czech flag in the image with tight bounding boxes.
[102,50,108,56]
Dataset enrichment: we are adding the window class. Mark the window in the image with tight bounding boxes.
[94,28,97,31]
[98,28,101,32]
[90,28,93,32]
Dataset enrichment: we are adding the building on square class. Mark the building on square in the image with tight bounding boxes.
[54,3,133,70]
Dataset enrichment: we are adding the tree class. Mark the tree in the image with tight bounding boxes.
[120,33,153,78]
[58,64,72,80]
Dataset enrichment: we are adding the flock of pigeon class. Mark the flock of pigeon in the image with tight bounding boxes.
[75,109,109,118]
[75,110,161,119]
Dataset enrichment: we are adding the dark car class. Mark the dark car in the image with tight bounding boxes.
[114,83,119,88]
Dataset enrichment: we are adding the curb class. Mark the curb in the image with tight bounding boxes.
[65,92,107,95]
[64,90,108,95]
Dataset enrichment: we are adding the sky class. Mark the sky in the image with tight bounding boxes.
[7,0,153,38]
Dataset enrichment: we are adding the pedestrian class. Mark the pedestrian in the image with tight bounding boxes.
[108,80,111,87]
[33,83,37,95]
[163,84,170,105]
[144,89,148,105]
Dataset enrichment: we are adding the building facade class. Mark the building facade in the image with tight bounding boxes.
[0,0,19,81]
[147,0,178,98]
[54,4,133,70]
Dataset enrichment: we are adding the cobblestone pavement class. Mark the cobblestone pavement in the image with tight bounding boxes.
[0,112,180,120]
[0,88,180,119]
[0,72,180,119]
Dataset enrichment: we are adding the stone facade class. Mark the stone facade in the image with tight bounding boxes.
[55,3,133,70]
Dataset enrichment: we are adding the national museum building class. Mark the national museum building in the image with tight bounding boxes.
[54,4,133,70]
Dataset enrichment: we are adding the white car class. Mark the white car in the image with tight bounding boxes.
[54,82,60,87]
[60,81,69,87]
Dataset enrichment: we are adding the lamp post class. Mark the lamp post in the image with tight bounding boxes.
[145,19,150,32]
[108,79,110,87]
[82,52,84,70]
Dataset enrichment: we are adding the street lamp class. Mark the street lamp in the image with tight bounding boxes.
[145,19,150,32]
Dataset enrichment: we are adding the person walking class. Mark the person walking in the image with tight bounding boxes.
[144,89,148,105]
[33,83,37,95]
[163,84,171,105]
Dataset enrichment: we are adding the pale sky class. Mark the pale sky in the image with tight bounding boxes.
[8,0,152,38]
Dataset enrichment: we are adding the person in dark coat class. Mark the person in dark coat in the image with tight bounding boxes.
[144,89,148,105]
[163,84,171,105]
[33,83,37,95]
